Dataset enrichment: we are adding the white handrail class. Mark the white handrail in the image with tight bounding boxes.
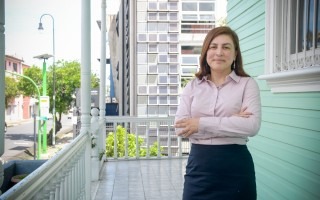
[0,130,91,200]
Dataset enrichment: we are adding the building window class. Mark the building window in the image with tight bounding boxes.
[137,2,148,11]
[159,2,168,11]
[158,64,168,73]
[169,2,178,11]
[148,44,158,53]
[137,22,147,32]
[149,86,158,94]
[138,105,147,116]
[148,64,157,74]
[148,106,158,116]
[169,44,179,53]
[158,106,169,116]
[169,33,178,42]
[158,75,168,84]
[158,44,168,52]
[181,1,215,34]
[169,12,178,21]
[158,23,169,32]
[159,85,168,94]
[148,2,157,10]
[149,96,158,104]
[148,54,157,63]
[159,13,168,21]
[138,34,147,42]
[181,45,202,54]
[138,75,148,85]
[181,55,199,65]
[159,34,168,42]
[182,2,197,11]
[137,43,148,53]
[169,64,179,74]
[199,2,215,11]
[158,54,168,63]
[181,66,198,75]
[159,96,168,105]
[169,96,178,104]
[149,33,157,42]
[148,22,158,32]
[138,96,148,104]
[259,0,320,93]
[169,54,178,63]
[137,11,147,22]
[138,85,147,94]
[138,65,148,74]
[148,75,158,84]
[137,54,147,64]
[169,106,177,116]
[169,75,179,84]
[13,63,18,72]
[169,23,179,32]
[148,12,157,21]
[169,85,179,94]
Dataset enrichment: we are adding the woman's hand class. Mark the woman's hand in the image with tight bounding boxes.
[175,118,200,138]
[233,107,253,118]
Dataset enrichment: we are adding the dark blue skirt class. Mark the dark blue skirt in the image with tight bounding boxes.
[183,144,256,200]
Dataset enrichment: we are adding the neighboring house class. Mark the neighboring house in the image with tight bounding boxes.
[227,1,319,199]
[5,55,33,122]
[22,63,34,119]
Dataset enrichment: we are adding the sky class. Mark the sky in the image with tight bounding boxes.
[5,0,120,75]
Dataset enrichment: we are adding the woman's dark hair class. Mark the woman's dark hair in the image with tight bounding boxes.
[195,26,250,79]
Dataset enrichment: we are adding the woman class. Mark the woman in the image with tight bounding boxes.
[175,26,261,200]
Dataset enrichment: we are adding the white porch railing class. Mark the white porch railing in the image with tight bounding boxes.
[105,116,190,160]
[0,129,91,200]
[0,113,190,200]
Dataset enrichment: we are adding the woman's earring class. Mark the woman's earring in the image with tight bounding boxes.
[232,60,236,70]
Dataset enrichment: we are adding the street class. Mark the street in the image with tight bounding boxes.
[1,114,72,162]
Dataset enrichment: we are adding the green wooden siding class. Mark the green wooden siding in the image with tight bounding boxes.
[227,0,320,199]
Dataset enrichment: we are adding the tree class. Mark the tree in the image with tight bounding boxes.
[106,125,163,158]
[17,66,42,98]
[5,76,21,108]
[18,60,100,137]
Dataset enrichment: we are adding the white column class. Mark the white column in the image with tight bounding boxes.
[81,0,91,199]
[99,0,107,161]
[0,0,5,192]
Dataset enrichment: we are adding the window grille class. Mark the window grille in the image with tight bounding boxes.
[259,0,320,93]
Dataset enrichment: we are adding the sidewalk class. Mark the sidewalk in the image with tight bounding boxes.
[6,118,33,127]
[20,126,73,160]
[5,118,74,161]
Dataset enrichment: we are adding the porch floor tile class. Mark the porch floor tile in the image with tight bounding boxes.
[93,158,188,200]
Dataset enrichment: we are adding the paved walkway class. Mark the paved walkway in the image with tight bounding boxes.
[3,117,73,161]
[92,158,188,200]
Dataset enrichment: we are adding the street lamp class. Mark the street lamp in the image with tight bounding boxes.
[38,13,56,146]
[34,53,52,155]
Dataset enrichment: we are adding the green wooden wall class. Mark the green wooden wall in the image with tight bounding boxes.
[227,0,320,199]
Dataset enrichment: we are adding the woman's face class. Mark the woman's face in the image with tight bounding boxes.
[206,34,237,75]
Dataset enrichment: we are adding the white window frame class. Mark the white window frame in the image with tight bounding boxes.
[258,0,320,93]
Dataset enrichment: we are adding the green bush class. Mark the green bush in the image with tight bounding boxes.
[106,125,163,158]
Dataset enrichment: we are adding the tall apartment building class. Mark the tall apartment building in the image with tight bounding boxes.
[109,0,226,117]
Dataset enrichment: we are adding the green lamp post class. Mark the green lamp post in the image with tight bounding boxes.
[34,54,52,154]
